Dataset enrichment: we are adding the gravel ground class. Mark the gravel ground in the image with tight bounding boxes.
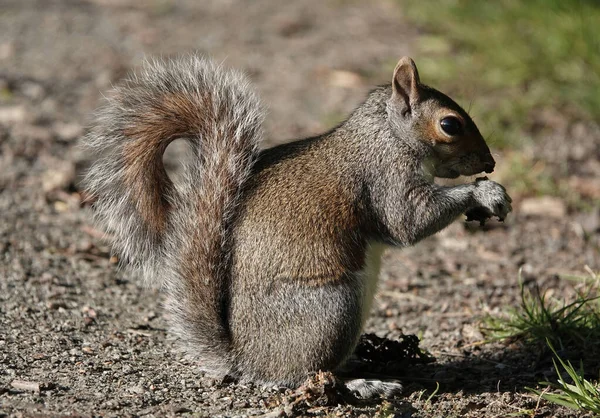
[1,1,599,417]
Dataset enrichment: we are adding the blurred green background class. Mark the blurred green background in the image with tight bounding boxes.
[401,0,600,210]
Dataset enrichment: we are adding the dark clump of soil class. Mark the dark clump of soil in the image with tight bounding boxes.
[353,333,435,373]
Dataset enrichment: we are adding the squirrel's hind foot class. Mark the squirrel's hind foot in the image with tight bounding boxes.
[344,378,403,399]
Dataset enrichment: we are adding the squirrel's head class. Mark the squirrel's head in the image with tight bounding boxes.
[387,57,495,179]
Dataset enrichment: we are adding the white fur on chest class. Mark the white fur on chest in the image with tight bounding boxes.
[357,242,386,330]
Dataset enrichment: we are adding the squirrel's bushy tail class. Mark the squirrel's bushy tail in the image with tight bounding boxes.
[84,55,264,373]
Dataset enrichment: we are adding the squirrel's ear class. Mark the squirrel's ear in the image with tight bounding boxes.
[391,57,421,115]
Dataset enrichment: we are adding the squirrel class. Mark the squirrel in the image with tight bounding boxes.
[83,55,512,397]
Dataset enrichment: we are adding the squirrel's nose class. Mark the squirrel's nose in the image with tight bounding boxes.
[482,153,495,173]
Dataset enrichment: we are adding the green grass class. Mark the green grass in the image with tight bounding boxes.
[529,341,600,414]
[402,0,600,149]
[483,270,600,413]
[482,268,600,351]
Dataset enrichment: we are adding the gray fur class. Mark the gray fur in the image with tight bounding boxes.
[83,55,264,375]
[345,379,403,398]
[84,55,511,397]
[83,55,264,283]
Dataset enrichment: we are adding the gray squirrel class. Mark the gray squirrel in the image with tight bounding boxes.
[84,55,512,397]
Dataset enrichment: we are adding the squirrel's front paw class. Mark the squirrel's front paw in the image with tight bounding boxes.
[469,178,512,223]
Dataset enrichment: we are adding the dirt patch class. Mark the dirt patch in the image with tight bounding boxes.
[1,1,598,417]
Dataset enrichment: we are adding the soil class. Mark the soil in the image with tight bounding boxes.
[1,1,599,417]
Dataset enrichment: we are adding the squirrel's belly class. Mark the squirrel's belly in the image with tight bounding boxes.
[356,242,386,331]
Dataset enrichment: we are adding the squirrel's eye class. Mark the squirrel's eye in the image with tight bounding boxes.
[440,116,462,136]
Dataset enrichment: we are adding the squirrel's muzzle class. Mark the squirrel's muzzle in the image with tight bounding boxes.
[482,153,495,173]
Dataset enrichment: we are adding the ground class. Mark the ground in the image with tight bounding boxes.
[1,1,599,417]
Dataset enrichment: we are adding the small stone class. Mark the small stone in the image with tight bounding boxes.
[574,208,600,234]
[46,301,68,310]
[328,70,363,89]
[461,324,483,341]
[0,105,26,124]
[519,196,566,218]
[43,161,75,192]
[81,306,97,319]
[53,122,84,142]
[0,42,15,60]
[53,201,69,212]
[569,176,600,199]
[128,385,145,395]
[21,82,45,100]
[439,236,468,251]
[11,379,40,393]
